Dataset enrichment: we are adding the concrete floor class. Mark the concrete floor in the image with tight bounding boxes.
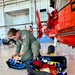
[0,42,75,75]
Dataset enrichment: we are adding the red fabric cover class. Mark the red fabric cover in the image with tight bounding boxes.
[32,60,42,67]
[32,60,56,75]
[42,64,50,68]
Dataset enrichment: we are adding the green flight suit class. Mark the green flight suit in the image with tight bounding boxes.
[15,30,40,62]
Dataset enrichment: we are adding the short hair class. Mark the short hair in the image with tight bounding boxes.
[7,28,18,37]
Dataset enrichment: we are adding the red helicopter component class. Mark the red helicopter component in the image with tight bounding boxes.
[36,0,75,47]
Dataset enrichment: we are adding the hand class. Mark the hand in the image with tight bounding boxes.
[11,53,17,58]
[13,55,19,61]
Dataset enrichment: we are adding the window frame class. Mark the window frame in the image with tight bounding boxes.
[56,0,71,11]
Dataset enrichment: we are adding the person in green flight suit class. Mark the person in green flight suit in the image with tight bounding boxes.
[7,28,41,62]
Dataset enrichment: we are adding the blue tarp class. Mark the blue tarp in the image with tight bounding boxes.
[0,39,3,45]
[37,35,53,43]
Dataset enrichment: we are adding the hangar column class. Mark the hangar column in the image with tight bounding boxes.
[1,0,7,38]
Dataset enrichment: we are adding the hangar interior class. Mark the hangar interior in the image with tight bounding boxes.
[0,0,75,75]
[0,0,51,39]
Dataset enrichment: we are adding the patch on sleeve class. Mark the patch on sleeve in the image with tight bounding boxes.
[22,35,26,39]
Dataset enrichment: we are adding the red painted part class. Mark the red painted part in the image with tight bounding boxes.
[51,9,58,29]
[57,35,75,46]
[36,10,42,30]
[44,28,55,38]
[36,10,43,38]
[37,31,43,38]
[56,0,75,34]
[42,9,58,38]
[36,0,75,46]
[55,0,75,46]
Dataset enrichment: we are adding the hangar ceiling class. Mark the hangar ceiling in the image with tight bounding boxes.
[0,0,30,7]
